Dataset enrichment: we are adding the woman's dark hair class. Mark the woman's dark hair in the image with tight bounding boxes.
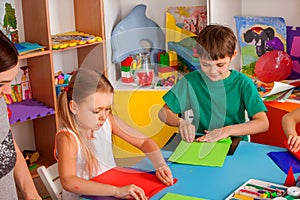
[0,30,19,72]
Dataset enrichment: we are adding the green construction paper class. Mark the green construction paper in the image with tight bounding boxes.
[168,138,232,167]
[160,193,205,200]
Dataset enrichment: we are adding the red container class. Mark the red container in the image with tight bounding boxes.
[136,70,154,86]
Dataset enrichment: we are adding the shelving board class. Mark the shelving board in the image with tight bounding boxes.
[7,99,55,125]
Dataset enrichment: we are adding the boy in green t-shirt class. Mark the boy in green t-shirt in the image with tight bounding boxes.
[159,24,269,143]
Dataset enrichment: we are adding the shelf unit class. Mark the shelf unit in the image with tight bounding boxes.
[12,0,107,173]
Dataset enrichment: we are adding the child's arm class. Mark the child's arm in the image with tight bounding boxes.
[56,132,148,200]
[197,111,269,142]
[110,114,173,185]
[282,108,300,152]
[158,104,196,143]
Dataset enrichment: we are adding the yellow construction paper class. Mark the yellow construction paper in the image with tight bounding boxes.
[168,138,232,167]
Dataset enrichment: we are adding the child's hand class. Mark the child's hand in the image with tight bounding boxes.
[287,135,300,152]
[115,184,148,200]
[196,128,228,142]
[156,165,173,186]
[178,119,196,143]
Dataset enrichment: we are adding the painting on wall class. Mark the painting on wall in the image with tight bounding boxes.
[167,6,207,35]
[287,26,300,79]
[234,16,286,77]
[0,0,19,43]
[166,6,207,43]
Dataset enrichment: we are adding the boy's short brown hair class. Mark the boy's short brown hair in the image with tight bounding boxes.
[196,24,237,60]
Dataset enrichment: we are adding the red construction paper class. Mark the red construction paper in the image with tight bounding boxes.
[284,139,300,160]
[90,167,177,198]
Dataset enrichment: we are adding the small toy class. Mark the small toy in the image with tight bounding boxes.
[54,71,74,96]
[157,51,179,79]
[4,94,13,104]
[120,56,134,83]
[12,84,22,102]
[284,166,296,187]
[20,66,32,100]
[23,150,40,166]
[157,76,177,87]
[159,53,169,66]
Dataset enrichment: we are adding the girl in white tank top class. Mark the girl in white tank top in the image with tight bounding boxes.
[55,69,173,199]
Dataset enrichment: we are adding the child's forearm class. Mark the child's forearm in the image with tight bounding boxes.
[140,139,167,169]
[158,105,182,127]
[145,150,167,169]
[224,116,269,137]
[60,176,118,197]
[282,114,298,138]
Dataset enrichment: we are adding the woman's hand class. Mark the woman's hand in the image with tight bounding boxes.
[178,119,196,143]
[155,165,173,186]
[287,135,300,152]
[115,184,148,200]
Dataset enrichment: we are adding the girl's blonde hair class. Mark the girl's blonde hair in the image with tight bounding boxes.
[57,68,114,178]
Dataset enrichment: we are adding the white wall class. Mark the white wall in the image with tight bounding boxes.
[209,0,242,70]
[103,0,122,83]
[241,0,300,27]
[12,121,36,151]
[209,0,241,28]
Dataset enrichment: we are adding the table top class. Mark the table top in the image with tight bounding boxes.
[264,101,300,112]
[133,141,300,200]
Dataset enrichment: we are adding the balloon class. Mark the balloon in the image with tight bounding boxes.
[255,50,293,83]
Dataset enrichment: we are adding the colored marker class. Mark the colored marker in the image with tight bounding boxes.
[246,183,277,192]
[239,189,261,197]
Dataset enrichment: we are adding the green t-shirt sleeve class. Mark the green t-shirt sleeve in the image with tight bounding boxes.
[163,77,193,114]
[242,78,267,118]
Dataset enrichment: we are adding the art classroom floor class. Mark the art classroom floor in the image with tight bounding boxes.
[17,133,181,200]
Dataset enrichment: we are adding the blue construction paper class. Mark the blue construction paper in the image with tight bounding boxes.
[267,151,300,174]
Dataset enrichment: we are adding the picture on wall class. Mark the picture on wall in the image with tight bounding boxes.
[234,16,286,77]
[287,26,300,79]
[166,6,207,36]
[0,0,18,43]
